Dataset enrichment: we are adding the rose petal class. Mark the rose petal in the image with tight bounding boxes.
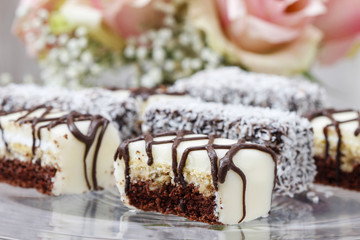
[315,0,360,64]
[102,0,165,38]
[315,0,360,41]
[267,0,326,28]
[229,15,301,45]
[318,37,358,65]
[238,26,322,74]
[189,0,322,75]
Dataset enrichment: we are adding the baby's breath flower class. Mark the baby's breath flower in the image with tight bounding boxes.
[164,60,175,72]
[77,37,88,49]
[121,0,224,86]
[124,45,136,58]
[152,47,166,63]
[19,0,224,88]
[67,39,79,51]
[46,35,57,45]
[37,9,49,20]
[31,18,42,29]
[59,50,70,64]
[81,51,94,64]
[190,58,202,70]
[58,34,69,45]
[136,46,148,60]
[164,16,175,27]
[75,27,88,38]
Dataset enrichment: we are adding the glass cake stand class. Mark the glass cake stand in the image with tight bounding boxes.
[1,183,360,240]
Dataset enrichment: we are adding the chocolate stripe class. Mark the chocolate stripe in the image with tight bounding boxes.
[114,131,277,223]
[0,106,109,191]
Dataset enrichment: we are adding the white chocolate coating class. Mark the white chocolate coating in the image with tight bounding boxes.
[0,108,120,195]
[142,99,315,197]
[114,133,275,224]
[311,111,360,172]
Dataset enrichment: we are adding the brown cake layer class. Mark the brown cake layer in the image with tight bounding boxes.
[315,156,360,191]
[0,158,57,195]
[127,180,220,225]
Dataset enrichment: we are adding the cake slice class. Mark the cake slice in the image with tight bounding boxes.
[142,99,316,197]
[0,84,139,139]
[0,106,120,195]
[114,131,277,225]
[305,109,360,190]
[168,67,326,115]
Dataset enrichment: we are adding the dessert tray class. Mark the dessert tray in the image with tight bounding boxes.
[1,183,360,239]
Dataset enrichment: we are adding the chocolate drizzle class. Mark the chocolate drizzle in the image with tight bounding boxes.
[0,106,110,190]
[306,108,360,183]
[114,130,277,223]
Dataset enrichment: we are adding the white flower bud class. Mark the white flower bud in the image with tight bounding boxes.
[69,49,81,59]
[59,50,70,64]
[174,50,184,60]
[32,18,42,28]
[164,16,175,27]
[81,51,94,64]
[48,49,58,61]
[46,35,57,45]
[124,46,136,58]
[164,60,175,72]
[152,47,166,63]
[181,58,191,71]
[77,37,88,49]
[141,68,162,88]
[37,9,49,20]
[58,34,69,45]
[136,47,148,60]
[179,33,190,46]
[65,66,79,79]
[158,28,172,41]
[190,58,202,70]
[75,27,88,38]
[67,39,78,51]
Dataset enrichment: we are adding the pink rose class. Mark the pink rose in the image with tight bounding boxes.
[92,0,167,39]
[314,0,360,65]
[188,0,325,75]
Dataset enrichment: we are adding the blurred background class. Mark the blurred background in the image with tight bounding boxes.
[0,1,40,81]
[0,0,359,108]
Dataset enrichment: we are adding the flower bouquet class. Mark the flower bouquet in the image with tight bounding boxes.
[13,0,360,88]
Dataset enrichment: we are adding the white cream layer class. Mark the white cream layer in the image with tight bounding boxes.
[311,111,360,172]
[0,109,120,195]
[114,134,275,224]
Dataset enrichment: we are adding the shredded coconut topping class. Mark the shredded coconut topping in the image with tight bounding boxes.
[142,99,316,197]
[168,67,326,115]
[0,84,140,140]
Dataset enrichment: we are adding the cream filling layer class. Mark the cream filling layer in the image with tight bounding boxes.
[114,134,275,224]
